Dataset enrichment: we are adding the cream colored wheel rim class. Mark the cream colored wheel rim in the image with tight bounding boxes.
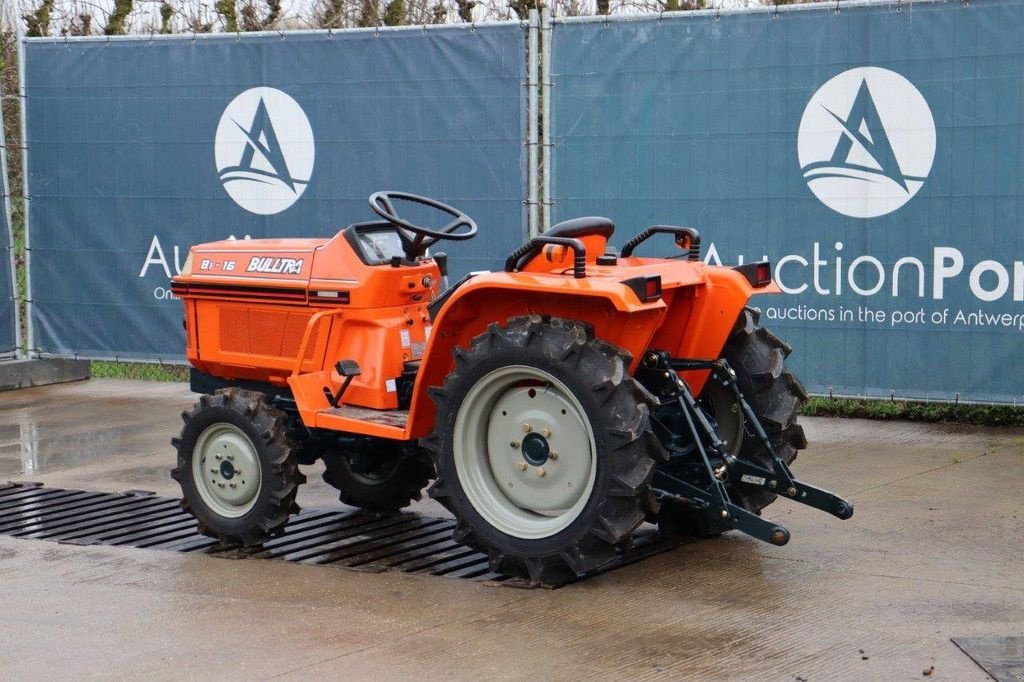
[192,423,262,518]
[453,366,597,540]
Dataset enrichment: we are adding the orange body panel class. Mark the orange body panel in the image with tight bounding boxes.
[173,227,767,442]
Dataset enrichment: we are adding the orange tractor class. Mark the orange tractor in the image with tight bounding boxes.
[171,191,852,583]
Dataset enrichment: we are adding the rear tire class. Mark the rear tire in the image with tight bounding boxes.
[424,316,664,585]
[171,388,304,546]
[322,442,434,513]
[655,307,808,538]
[724,307,809,513]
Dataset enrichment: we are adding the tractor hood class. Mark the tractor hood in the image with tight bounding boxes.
[177,238,329,285]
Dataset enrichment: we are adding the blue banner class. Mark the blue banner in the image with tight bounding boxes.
[25,25,527,361]
[551,0,1024,404]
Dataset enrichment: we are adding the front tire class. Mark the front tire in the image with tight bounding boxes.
[424,316,663,585]
[171,389,304,546]
[322,441,434,513]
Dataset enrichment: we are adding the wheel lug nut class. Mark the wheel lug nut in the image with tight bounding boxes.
[227,455,234,461]
[517,461,527,472]
[215,454,222,460]
[510,440,520,449]
[218,483,225,488]
[549,451,559,461]
[542,428,552,438]
[210,468,217,474]
[229,483,237,489]
[522,423,531,433]
[537,467,546,478]
[787,487,797,497]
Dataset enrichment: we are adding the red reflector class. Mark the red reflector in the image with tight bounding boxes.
[732,261,772,287]
[620,275,662,302]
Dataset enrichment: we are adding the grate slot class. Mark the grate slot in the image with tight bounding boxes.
[252,514,398,559]
[130,526,209,549]
[10,497,175,537]
[350,535,462,569]
[0,491,109,522]
[0,483,42,497]
[25,501,182,540]
[418,553,493,576]
[441,563,495,580]
[151,535,221,552]
[94,517,199,546]
[0,495,168,534]
[285,517,429,563]
[399,546,484,573]
[0,488,71,508]
[318,523,453,567]
[266,515,418,561]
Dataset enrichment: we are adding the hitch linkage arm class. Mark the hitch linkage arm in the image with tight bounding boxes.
[647,351,853,547]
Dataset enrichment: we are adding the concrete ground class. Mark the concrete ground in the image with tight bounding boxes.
[0,378,1021,680]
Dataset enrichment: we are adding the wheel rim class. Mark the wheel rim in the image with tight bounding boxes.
[191,423,262,518]
[453,365,597,540]
[698,376,744,458]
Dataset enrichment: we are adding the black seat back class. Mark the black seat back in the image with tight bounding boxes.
[545,216,615,240]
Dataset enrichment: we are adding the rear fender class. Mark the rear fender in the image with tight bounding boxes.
[648,267,761,395]
[407,277,667,438]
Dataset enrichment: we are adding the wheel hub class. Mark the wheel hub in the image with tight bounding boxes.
[520,432,550,466]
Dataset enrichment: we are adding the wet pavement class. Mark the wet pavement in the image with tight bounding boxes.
[0,378,1021,679]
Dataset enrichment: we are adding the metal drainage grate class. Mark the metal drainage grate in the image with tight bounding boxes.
[0,482,682,587]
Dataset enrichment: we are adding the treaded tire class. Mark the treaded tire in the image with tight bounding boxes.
[423,315,665,585]
[171,388,304,546]
[322,443,434,513]
[723,307,809,513]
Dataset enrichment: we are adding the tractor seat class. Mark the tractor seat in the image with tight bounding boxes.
[544,216,615,239]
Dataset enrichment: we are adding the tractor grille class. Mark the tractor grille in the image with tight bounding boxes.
[0,482,683,587]
[218,307,319,361]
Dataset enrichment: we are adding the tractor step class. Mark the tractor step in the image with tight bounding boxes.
[321,405,410,429]
[0,482,685,588]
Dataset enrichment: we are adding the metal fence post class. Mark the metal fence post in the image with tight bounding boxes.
[16,26,33,359]
[527,10,540,238]
[540,8,552,232]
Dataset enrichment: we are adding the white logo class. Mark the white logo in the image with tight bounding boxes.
[798,67,935,219]
[215,87,315,215]
[246,256,304,275]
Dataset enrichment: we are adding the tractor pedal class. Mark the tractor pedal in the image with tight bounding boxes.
[335,360,361,377]
[323,360,362,408]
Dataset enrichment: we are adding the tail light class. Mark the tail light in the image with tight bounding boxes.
[622,275,663,302]
[734,261,772,288]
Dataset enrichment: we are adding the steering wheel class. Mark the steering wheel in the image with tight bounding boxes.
[368,191,477,261]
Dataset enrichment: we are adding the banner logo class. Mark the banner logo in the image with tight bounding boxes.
[215,87,315,215]
[798,67,935,219]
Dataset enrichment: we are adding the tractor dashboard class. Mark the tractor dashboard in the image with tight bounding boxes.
[344,222,409,266]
